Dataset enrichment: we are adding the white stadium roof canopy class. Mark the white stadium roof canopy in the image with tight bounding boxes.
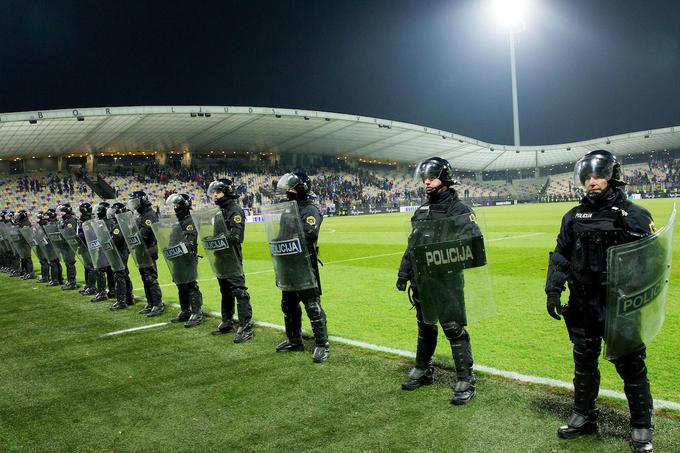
[0,105,677,171]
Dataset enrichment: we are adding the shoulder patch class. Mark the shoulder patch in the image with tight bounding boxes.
[186,224,194,231]
[145,219,152,226]
[306,216,316,226]
[468,213,477,224]
[113,228,120,235]
[649,222,657,233]
[67,223,73,228]
[233,215,242,223]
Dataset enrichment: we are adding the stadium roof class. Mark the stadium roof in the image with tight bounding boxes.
[0,105,678,171]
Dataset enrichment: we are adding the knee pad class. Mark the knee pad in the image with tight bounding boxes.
[303,298,323,319]
[612,351,647,382]
[233,287,249,300]
[573,340,601,371]
[280,298,301,315]
[441,320,466,341]
[417,321,438,340]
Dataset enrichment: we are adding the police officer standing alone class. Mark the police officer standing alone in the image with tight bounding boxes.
[396,157,478,405]
[206,179,254,342]
[545,150,657,453]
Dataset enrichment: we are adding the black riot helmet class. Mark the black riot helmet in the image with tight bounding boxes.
[414,157,456,186]
[96,201,110,219]
[166,193,192,215]
[126,190,150,212]
[207,179,238,199]
[277,172,312,200]
[107,202,126,220]
[44,209,57,221]
[56,203,74,217]
[573,150,624,187]
[79,202,93,217]
[14,210,28,223]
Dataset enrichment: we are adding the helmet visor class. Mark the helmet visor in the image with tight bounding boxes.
[414,161,444,182]
[207,181,224,197]
[574,157,614,186]
[106,207,117,219]
[126,198,141,211]
[276,173,301,194]
[166,193,184,207]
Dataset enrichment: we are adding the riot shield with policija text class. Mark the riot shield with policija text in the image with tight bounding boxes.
[604,205,676,360]
[115,211,154,269]
[0,223,19,256]
[44,223,73,261]
[81,220,109,269]
[190,207,243,279]
[151,216,198,285]
[409,212,495,326]
[90,219,125,272]
[33,224,58,261]
[60,224,94,269]
[262,201,317,292]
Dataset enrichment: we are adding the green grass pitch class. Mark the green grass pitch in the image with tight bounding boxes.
[1,198,679,451]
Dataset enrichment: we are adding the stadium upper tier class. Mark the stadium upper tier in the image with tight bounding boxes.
[1,106,679,171]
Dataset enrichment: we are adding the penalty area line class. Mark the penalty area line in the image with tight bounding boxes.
[100,322,169,337]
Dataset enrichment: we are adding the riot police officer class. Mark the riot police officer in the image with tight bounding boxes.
[274,172,329,363]
[90,201,115,302]
[34,212,51,283]
[77,203,98,296]
[126,191,165,317]
[396,156,478,405]
[165,193,203,328]
[3,210,21,277]
[207,179,254,342]
[545,150,656,453]
[13,210,35,279]
[56,204,79,290]
[107,203,135,310]
[44,209,64,287]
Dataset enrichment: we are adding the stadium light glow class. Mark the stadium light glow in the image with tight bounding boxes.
[492,0,529,32]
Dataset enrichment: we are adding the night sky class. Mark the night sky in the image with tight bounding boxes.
[1,0,679,146]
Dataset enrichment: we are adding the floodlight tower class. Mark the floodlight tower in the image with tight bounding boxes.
[493,0,528,146]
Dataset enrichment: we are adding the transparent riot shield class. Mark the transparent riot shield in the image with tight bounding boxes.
[7,224,31,260]
[190,207,243,279]
[262,201,317,291]
[115,211,154,269]
[33,225,58,261]
[0,224,18,256]
[409,211,495,326]
[19,226,42,260]
[81,220,109,269]
[44,223,72,261]
[90,219,125,272]
[0,225,8,255]
[60,224,94,269]
[604,206,676,360]
[151,217,198,285]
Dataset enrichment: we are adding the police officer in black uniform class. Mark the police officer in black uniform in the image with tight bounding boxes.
[207,179,254,342]
[126,191,164,317]
[90,201,116,301]
[545,150,656,453]
[396,156,477,405]
[56,204,79,290]
[275,172,329,363]
[166,194,203,328]
[0,210,11,273]
[107,202,135,311]
[13,210,35,279]
[34,211,51,283]
[44,209,64,287]
[77,203,98,296]
[5,211,22,277]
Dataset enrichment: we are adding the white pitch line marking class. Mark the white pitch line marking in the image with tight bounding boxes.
[487,232,545,242]
[100,322,168,337]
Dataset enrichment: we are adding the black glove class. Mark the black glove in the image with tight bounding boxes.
[547,294,564,320]
[396,277,408,291]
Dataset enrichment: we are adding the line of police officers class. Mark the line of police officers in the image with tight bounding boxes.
[0,151,664,452]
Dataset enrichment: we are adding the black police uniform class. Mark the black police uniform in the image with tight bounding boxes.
[46,218,64,286]
[77,212,97,295]
[169,211,203,325]
[213,196,253,333]
[398,189,478,402]
[59,214,79,289]
[109,217,135,309]
[16,217,35,278]
[546,187,656,442]
[4,219,22,276]
[36,218,51,282]
[278,199,328,352]
[136,205,164,312]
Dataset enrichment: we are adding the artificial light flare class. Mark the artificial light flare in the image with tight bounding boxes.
[491,0,530,32]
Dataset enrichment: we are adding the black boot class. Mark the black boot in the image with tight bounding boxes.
[184,313,203,328]
[90,292,108,303]
[62,280,78,290]
[303,298,329,362]
[211,321,234,335]
[276,339,304,352]
[110,301,128,310]
[234,321,254,343]
[630,427,654,453]
[558,411,599,439]
[138,304,153,315]
[401,365,434,390]
[147,304,165,317]
[171,311,191,323]
[312,342,330,363]
[445,324,476,405]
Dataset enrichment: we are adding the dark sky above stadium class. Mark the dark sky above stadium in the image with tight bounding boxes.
[1,0,679,146]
